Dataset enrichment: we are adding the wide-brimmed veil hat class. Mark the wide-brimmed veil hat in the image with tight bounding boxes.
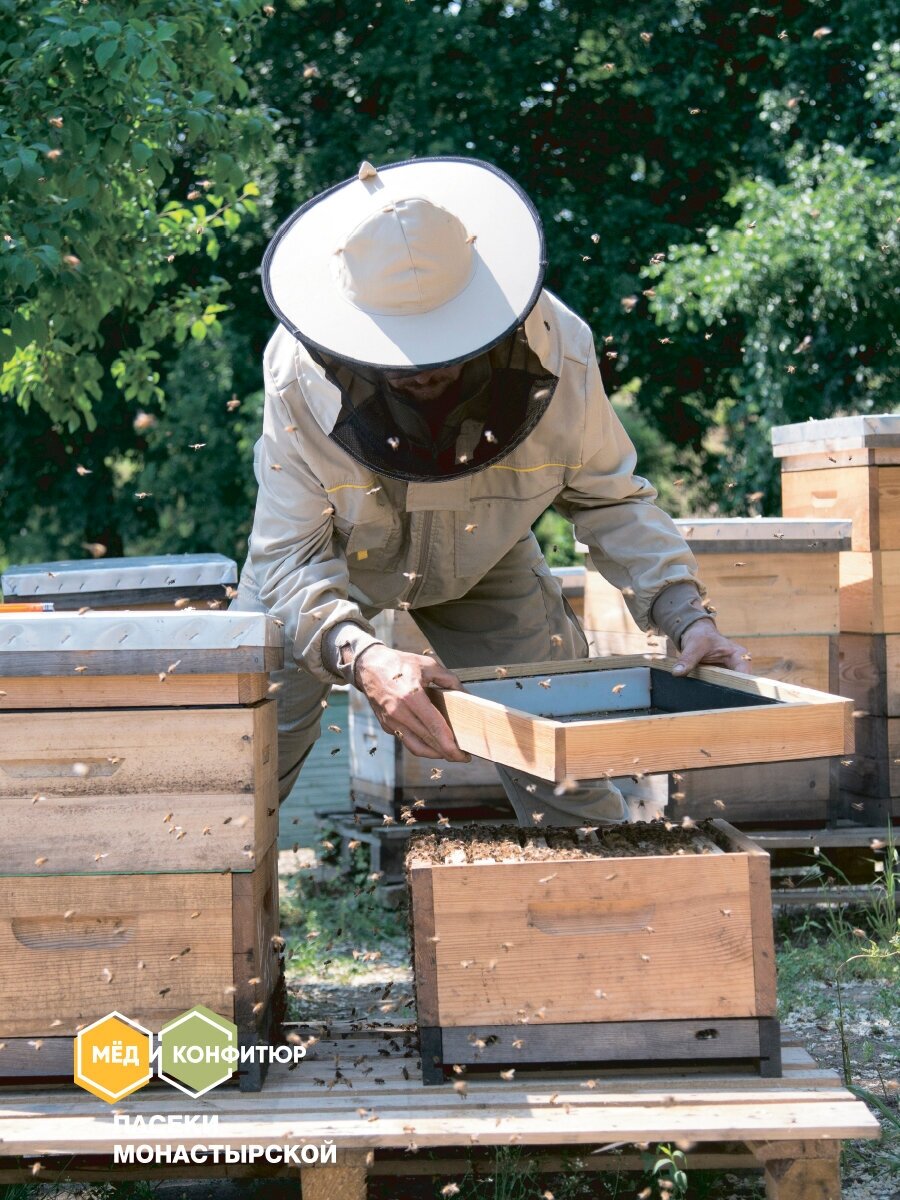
[262,156,546,371]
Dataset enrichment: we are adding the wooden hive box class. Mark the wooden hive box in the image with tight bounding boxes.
[433,657,853,784]
[0,610,285,1090]
[349,608,509,818]
[772,419,900,819]
[408,819,779,1083]
[1,553,237,611]
[772,412,900,475]
[773,415,900,633]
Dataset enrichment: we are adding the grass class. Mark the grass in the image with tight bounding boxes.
[280,839,409,990]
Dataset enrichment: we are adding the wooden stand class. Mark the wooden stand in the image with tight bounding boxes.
[0,1025,879,1199]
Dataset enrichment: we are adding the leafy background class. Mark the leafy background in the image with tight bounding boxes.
[1,0,896,571]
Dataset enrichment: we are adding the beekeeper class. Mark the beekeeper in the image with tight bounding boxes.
[234,156,748,825]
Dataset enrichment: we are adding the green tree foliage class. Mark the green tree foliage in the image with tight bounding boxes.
[2,1,895,572]
[249,0,895,512]
[648,38,899,510]
[0,0,274,563]
[0,0,271,427]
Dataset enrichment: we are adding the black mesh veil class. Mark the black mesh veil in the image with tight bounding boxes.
[305,327,559,483]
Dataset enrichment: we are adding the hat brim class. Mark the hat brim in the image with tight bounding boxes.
[262,157,546,370]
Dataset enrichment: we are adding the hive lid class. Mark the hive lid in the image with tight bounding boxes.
[771,414,900,458]
[1,553,237,599]
[0,610,283,676]
[674,517,851,552]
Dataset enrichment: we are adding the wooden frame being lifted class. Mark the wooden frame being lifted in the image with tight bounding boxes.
[431,656,853,783]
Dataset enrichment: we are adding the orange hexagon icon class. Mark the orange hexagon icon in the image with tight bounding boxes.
[74,1012,153,1103]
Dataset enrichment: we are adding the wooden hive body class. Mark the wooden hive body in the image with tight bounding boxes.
[0,610,285,1090]
[409,820,780,1082]
[772,415,900,819]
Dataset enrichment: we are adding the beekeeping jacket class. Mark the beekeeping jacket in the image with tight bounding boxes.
[246,288,706,684]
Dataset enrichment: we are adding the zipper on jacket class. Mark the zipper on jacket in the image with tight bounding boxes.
[406,510,433,608]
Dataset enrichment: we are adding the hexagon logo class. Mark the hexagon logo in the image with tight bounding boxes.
[74,1012,153,1103]
[157,1004,238,1097]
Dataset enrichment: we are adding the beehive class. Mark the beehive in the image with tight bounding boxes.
[773,414,900,819]
[0,611,284,1089]
[408,820,780,1082]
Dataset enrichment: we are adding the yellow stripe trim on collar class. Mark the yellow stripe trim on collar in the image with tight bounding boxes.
[325,482,378,493]
[487,462,581,473]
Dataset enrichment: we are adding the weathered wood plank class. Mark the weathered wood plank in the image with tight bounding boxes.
[232,842,282,1092]
[693,552,841,636]
[0,873,234,1037]
[408,866,439,1027]
[837,633,900,717]
[0,1099,878,1152]
[1,791,276,876]
[0,702,275,797]
[420,852,759,1026]
[782,465,900,552]
[669,758,837,825]
[839,716,900,797]
[0,673,269,710]
[779,447,900,470]
[840,550,900,633]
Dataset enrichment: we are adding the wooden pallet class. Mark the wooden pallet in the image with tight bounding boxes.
[0,1026,879,1199]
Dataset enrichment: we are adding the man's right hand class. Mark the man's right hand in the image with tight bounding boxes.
[354,644,471,762]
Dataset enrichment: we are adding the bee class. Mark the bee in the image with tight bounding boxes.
[538,873,557,884]
[539,678,552,689]
[328,723,342,733]
[76,465,92,476]
[500,1069,515,1081]
[430,768,443,781]
[464,523,477,533]
[612,682,627,695]
[387,436,400,450]
[189,443,207,451]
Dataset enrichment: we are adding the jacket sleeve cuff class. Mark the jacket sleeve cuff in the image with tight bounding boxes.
[322,621,385,688]
[649,581,716,651]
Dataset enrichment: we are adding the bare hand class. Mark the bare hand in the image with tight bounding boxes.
[354,644,471,761]
[672,619,751,676]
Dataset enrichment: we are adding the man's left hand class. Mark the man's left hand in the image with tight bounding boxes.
[672,618,750,676]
